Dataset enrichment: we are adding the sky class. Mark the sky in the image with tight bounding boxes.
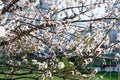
[0,0,116,37]
[57,0,106,20]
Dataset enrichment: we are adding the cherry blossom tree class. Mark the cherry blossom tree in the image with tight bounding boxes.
[0,0,120,80]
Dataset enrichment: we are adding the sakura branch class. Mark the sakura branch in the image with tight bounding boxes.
[0,0,120,80]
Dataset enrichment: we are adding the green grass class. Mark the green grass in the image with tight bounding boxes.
[82,72,119,80]
[0,57,119,80]
[0,72,119,80]
[96,72,119,80]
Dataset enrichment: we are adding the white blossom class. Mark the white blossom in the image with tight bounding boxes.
[76,71,81,78]
[69,71,74,75]
[41,74,45,80]
[23,59,28,64]
[57,62,65,69]
[117,33,120,41]
[0,0,4,10]
[69,62,74,65]
[43,62,48,69]
[0,0,119,79]
[7,60,13,65]
[17,61,21,66]
[95,77,99,80]
[37,62,48,70]
[50,62,55,67]
[0,27,6,37]
[87,58,93,63]
[115,53,120,58]
[37,62,43,70]
[32,59,37,65]
[81,74,88,78]
[34,0,39,7]
[82,59,88,66]
[100,75,103,79]
[46,70,53,79]
[89,73,95,78]
[93,69,98,74]
[114,57,119,61]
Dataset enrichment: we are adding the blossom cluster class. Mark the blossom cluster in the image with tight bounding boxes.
[0,0,119,79]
